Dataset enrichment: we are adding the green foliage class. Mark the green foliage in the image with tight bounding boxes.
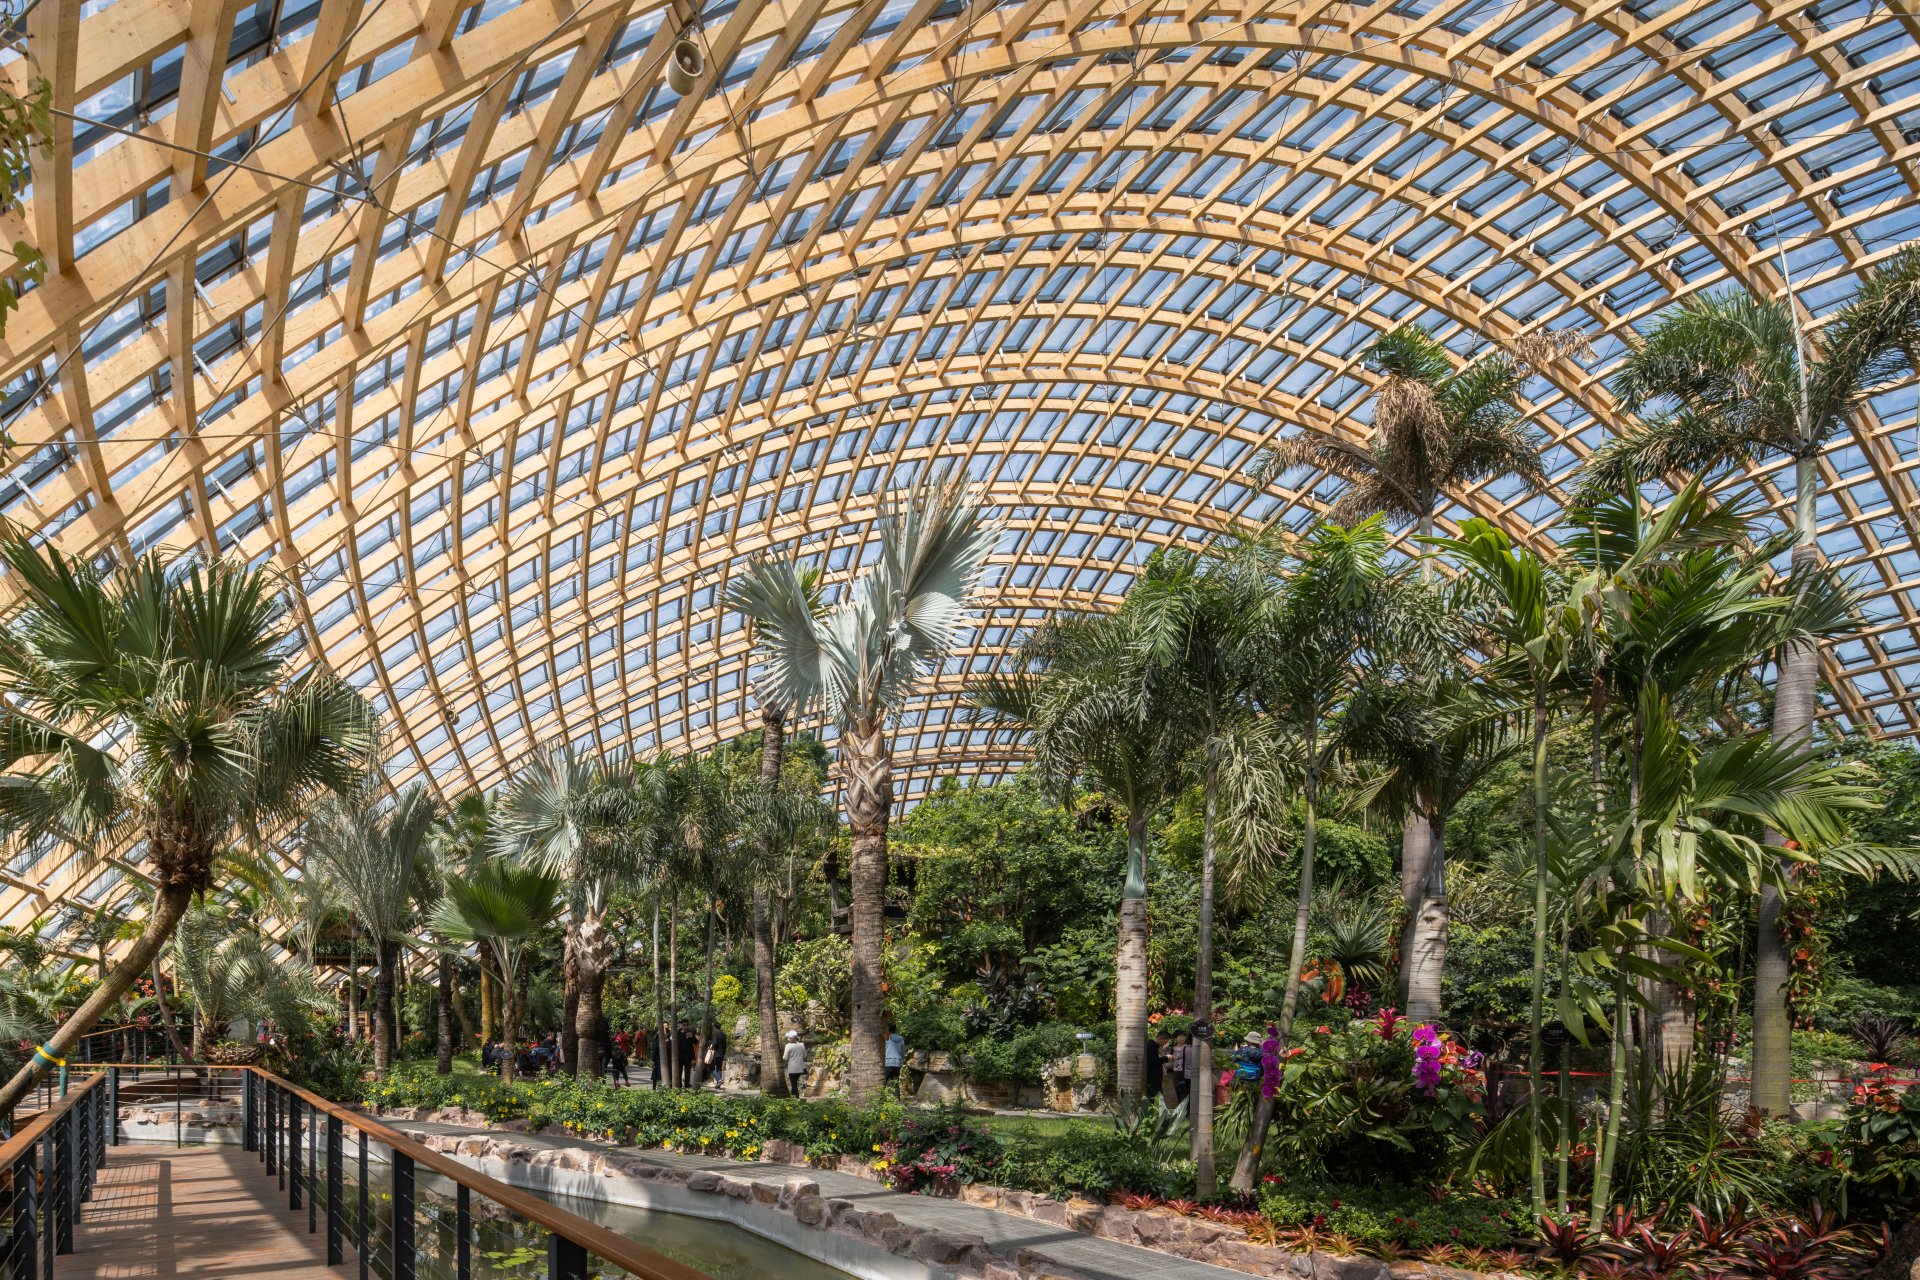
[1257,1017,1484,1184]
[0,77,49,343]
[1438,923,1536,1032]
[1256,1181,1527,1251]
[359,1066,1175,1201]
[876,1105,1003,1191]
[1827,1070,1920,1218]
[776,934,852,1030]
[901,773,1123,991]
[958,1021,1084,1085]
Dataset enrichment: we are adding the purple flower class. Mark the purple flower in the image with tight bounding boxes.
[1411,1025,1443,1094]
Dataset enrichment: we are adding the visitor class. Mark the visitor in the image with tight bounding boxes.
[1170,1032,1192,1108]
[703,1023,728,1087]
[884,1024,906,1089]
[782,1030,807,1097]
[1146,1030,1168,1103]
[609,1038,630,1086]
[676,1020,697,1088]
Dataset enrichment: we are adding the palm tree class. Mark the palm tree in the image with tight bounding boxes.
[1347,669,1519,1024]
[729,468,1001,1103]
[0,539,378,1114]
[1116,545,1264,1194]
[171,900,321,1057]
[1228,517,1422,1194]
[493,751,635,1077]
[729,563,824,1097]
[1252,324,1547,578]
[971,609,1193,1102]
[430,859,564,1083]
[1430,519,1563,1214]
[1579,249,1920,1111]
[305,784,440,1076]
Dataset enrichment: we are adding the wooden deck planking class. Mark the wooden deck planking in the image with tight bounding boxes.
[63,1146,337,1280]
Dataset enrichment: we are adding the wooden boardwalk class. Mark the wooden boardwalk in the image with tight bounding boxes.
[62,1146,335,1279]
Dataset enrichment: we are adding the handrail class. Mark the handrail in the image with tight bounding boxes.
[245,1067,712,1280]
[0,1072,106,1163]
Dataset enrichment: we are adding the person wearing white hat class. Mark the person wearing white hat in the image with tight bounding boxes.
[782,1030,808,1097]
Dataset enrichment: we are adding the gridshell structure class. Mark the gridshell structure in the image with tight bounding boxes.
[3,0,1920,950]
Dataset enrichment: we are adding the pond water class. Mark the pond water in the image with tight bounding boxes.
[150,1145,851,1280]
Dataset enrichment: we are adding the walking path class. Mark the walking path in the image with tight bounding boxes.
[390,1118,1250,1280]
[63,1146,335,1280]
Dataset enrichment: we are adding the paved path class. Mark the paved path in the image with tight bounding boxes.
[64,1146,335,1280]
[392,1119,1249,1280]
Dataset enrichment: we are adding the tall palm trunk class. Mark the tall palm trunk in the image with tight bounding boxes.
[668,897,681,1086]
[843,718,893,1105]
[478,963,496,1045]
[757,705,789,1096]
[1192,756,1220,1196]
[651,903,666,1087]
[699,905,719,1086]
[374,938,398,1076]
[0,884,193,1113]
[152,957,190,1062]
[1526,688,1550,1216]
[1404,807,1447,1024]
[560,937,581,1078]
[347,930,360,1041]
[1231,730,1320,1193]
[573,907,612,1078]
[1397,811,1432,1005]
[497,948,522,1084]
[1753,455,1820,1114]
[1115,809,1151,1101]
[1593,717,1646,1220]
[450,962,474,1051]
[436,953,455,1074]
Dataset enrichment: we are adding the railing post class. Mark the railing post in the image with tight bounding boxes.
[326,1114,343,1264]
[307,1103,318,1235]
[76,1086,93,1203]
[392,1150,415,1280]
[289,1095,303,1212]
[11,1150,37,1280]
[242,1070,254,1153]
[48,1119,71,1258]
[455,1183,471,1280]
[548,1235,589,1280]
[266,1083,278,1177]
[357,1129,369,1280]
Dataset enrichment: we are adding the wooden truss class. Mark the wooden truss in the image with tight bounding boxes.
[3,0,1920,942]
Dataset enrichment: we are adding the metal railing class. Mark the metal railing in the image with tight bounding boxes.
[0,1066,713,1280]
[244,1067,709,1280]
[0,1072,110,1279]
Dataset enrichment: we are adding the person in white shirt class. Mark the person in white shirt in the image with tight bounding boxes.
[782,1030,808,1097]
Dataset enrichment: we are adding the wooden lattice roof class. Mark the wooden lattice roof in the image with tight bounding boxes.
[4,0,1920,939]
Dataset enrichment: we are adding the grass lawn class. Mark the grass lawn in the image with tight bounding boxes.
[976,1112,1111,1141]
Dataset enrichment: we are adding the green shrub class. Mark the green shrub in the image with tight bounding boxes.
[1256,1181,1526,1251]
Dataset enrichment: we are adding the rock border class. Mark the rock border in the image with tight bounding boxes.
[379,1108,1528,1280]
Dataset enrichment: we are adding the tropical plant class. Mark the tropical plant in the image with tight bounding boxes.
[1226,518,1431,1192]
[0,76,47,342]
[429,860,564,1082]
[1581,250,1920,1113]
[0,539,378,1113]
[492,751,638,1077]
[170,900,322,1058]
[729,467,1001,1102]
[1251,323,1547,576]
[970,604,1193,1102]
[304,784,438,1076]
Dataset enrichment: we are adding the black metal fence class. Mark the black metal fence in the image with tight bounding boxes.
[0,1072,110,1279]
